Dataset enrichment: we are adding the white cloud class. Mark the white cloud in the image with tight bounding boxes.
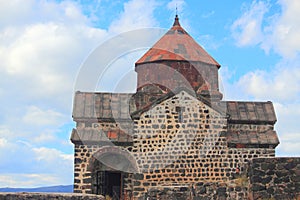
[0,126,14,140]
[262,0,300,58]
[0,137,73,187]
[0,0,102,187]
[0,23,107,104]
[0,138,8,148]
[0,0,109,143]
[232,0,300,58]
[32,133,56,144]
[0,0,35,29]
[273,102,300,156]
[109,0,158,33]
[275,102,300,117]
[219,66,251,101]
[231,1,269,47]
[237,64,300,101]
[33,147,73,163]
[276,132,300,156]
[22,106,66,127]
[0,0,90,30]
[96,52,140,92]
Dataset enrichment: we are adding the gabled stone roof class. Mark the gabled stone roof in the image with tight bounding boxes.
[72,92,277,125]
[226,101,277,125]
[72,91,136,121]
[72,91,278,146]
[226,130,279,147]
[135,15,220,67]
[70,128,133,144]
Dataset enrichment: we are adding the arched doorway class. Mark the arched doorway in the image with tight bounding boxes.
[88,147,138,199]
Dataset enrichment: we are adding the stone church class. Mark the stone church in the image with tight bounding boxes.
[71,15,279,199]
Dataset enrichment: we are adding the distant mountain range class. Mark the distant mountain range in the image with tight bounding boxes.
[0,185,73,193]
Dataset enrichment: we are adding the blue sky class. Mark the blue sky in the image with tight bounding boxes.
[0,0,299,187]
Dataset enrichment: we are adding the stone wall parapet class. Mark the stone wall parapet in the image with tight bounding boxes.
[248,157,300,200]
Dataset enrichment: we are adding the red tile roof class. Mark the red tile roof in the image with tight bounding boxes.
[135,15,220,67]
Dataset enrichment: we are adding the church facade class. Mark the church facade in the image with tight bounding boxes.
[71,15,279,199]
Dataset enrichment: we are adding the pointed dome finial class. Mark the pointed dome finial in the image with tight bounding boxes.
[173,13,180,26]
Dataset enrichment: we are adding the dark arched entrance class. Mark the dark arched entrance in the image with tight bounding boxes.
[88,147,138,199]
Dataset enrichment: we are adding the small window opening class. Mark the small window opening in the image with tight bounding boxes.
[176,106,185,123]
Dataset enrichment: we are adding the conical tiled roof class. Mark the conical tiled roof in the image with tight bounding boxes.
[135,15,220,67]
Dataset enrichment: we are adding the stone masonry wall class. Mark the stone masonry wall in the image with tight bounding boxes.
[73,94,277,198]
[74,144,100,194]
[129,91,277,199]
[131,91,228,198]
[127,157,300,200]
[137,182,248,200]
[126,148,275,199]
[228,148,275,176]
[248,157,300,200]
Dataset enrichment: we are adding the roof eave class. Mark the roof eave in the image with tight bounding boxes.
[135,59,221,68]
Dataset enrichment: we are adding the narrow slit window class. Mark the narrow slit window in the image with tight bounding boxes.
[176,106,185,123]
